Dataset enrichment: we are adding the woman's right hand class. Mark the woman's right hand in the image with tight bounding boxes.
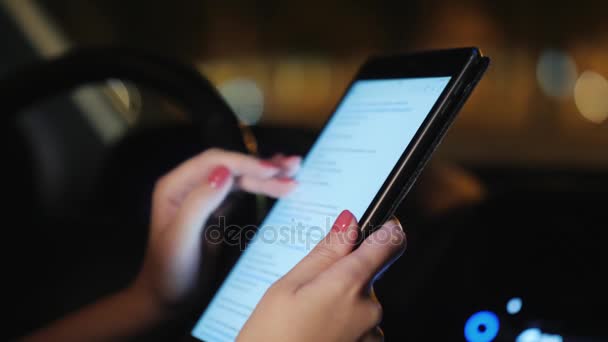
[238,210,406,342]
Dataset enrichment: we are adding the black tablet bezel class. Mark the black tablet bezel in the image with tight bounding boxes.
[355,48,489,234]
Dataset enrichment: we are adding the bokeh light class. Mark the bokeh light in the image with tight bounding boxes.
[106,79,141,124]
[536,49,578,98]
[574,71,608,124]
[273,58,332,112]
[506,297,523,315]
[464,311,499,342]
[516,328,563,342]
[218,78,264,125]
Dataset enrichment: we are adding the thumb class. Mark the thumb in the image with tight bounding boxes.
[172,165,234,242]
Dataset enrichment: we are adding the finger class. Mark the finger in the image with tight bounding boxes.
[171,165,234,242]
[237,176,298,198]
[234,154,301,197]
[161,150,301,202]
[165,149,281,188]
[358,327,384,342]
[280,210,359,288]
[153,149,282,226]
[270,154,302,178]
[322,219,406,291]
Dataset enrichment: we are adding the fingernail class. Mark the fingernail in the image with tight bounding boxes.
[276,177,296,183]
[331,210,354,233]
[260,160,278,168]
[389,215,404,233]
[207,165,231,189]
[390,219,407,248]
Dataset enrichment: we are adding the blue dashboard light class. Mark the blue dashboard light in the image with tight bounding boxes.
[506,297,523,315]
[464,311,500,342]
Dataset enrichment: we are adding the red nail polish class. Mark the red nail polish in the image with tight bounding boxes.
[332,210,354,233]
[260,160,277,168]
[276,177,296,183]
[207,166,231,189]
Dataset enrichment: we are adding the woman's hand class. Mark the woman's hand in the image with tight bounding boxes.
[238,210,406,342]
[22,149,302,342]
[133,149,301,311]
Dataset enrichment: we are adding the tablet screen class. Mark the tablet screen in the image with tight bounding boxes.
[192,76,451,341]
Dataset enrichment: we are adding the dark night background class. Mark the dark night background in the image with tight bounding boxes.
[2,0,607,341]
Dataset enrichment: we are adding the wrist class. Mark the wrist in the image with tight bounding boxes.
[123,281,169,326]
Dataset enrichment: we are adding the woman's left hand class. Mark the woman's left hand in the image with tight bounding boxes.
[133,149,301,311]
[21,149,302,342]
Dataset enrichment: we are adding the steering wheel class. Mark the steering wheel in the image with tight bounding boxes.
[1,47,248,221]
[1,48,258,340]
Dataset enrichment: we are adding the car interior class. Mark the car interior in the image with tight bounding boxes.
[2,1,607,341]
